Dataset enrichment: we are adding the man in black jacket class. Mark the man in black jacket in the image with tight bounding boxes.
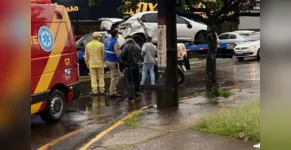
[119,36,142,101]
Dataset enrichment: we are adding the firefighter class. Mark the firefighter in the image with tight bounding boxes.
[85,32,105,96]
[105,29,121,97]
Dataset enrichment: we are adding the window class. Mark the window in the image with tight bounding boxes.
[143,13,157,23]
[229,34,237,39]
[176,16,186,24]
[218,34,229,39]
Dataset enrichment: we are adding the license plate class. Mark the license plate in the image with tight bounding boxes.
[236,51,243,54]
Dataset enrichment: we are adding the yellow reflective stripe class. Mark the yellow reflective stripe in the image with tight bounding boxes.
[99,84,105,88]
[89,64,103,68]
[91,84,98,88]
[31,102,43,114]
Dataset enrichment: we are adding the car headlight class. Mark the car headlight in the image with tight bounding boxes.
[248,45,255,50]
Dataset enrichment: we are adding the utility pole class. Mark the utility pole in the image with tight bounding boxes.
[157,0,178,109]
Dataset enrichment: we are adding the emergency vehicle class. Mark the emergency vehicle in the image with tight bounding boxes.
[31,0,80,123]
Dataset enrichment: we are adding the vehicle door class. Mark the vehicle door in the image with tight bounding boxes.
[140,13,158,42]
[176,16,192,42]
[218,33,230,42]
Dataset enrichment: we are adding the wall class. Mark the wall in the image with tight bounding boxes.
[238,16,260,31]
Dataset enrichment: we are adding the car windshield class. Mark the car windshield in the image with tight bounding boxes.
[76,34,90,46]
[76,33,107,48]
[244,33,260,42]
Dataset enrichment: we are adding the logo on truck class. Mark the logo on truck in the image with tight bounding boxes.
[38,26,54,52]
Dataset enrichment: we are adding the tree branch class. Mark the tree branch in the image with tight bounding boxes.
[215,0,241,17]
[200,1,212,17]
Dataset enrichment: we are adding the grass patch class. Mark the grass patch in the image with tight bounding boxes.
[205,91,217,98]
[219,90,232,98]
[192,101,260,142]
[124,110,145,128]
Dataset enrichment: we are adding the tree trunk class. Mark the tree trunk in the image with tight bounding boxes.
[205,25,219,97]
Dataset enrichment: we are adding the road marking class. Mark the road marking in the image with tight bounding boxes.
[79,105,151,150]
[78,113,134,150]
[37,129,81,150]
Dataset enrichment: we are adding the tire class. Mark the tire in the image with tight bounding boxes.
[195,31,208,44]
[257,49,260,60]
[132,34,146,48]
[237,57,244,61]
[177,69,185,86]
[40,89,65,123]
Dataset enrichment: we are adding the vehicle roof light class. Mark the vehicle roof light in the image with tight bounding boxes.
[31,0,51,4]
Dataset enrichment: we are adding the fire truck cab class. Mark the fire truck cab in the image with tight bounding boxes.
[31,0,80,123]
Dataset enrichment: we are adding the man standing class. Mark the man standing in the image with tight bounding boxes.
[140,37,157,87]
[120,36,142,102]
[104,29,121,97]
[85,32,105,96]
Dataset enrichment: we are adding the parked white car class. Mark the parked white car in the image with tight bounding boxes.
[233,30,255,35]
[233,32,260,61]
[100,11,208,46]
[218,31,252,44]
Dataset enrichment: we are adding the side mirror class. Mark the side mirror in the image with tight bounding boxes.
[187,23,192,29]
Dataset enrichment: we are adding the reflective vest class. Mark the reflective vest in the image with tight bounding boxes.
[105,37,118,62]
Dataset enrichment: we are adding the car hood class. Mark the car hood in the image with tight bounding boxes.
[117,17,152,38]
[235,40,260,47]
[100,18,123,31]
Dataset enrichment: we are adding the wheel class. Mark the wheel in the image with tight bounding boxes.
[195,31,208,44]
[132,34,146,48]
[177,69,185,86]
[237,57,244,61]
[257,49,260,60]
[40,89,65,123]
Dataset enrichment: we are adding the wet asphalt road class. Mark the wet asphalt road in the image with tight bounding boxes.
[31,58,260,150]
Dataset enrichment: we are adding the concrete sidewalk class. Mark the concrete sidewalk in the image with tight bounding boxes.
[84,88,259,150]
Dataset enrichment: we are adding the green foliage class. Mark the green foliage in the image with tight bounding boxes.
[192,101,260,142]
[117,0,138,13]
[124,110,145,128]
[219,90,232,98]
[205,91,216,98]
[88,0,100,6]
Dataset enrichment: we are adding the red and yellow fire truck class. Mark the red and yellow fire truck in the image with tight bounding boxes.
[31,0,80,123]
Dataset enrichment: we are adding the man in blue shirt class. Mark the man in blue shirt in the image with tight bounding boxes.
[105,29,121,97]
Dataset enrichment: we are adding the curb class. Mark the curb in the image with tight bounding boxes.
[78,105,152,150]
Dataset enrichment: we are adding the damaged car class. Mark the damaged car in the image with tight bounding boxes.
[100,11,208,47]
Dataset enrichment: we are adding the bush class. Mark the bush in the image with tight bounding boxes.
[192,101,260,142]
[219,90,232,98]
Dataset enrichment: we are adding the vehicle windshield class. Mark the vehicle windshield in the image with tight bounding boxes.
[76,33,107,48]
[244,33,260,42]
[76,34,90,46]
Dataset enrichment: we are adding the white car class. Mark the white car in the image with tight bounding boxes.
[101,11,208,46]
[218,31,252,44]
[233,33,260,61]
[233,30,255,35]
